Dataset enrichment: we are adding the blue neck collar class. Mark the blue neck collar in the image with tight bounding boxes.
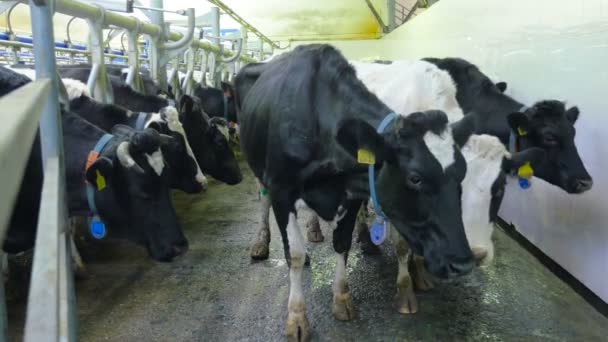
[86,133,114,239]
[368,112,397,218]
[135,112,148,130]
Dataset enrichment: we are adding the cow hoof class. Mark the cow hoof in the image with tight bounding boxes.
[250,240,270,260]
[332,292,355,321]
[413,268,435,291]
[304,254,311,266]
[285,310,310,342]
[306,230,324,243]
[472,247,489,265]
[394,285,418,314]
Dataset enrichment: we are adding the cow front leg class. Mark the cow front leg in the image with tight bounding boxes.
[331,200,360,321]
[356,202,381,255]
[250,185,272,260]
[393,228,417,314]
[305,214,324,242]
[411,254,435,291]
[273,193,310,342]
[285,212,310,341]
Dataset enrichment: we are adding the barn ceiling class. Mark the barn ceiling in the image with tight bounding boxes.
[0,1,423,47]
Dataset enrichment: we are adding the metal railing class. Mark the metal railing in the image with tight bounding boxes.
[0,0,260,340]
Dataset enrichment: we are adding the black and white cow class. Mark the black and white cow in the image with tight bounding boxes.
[62,78,207,194]
[0,66,187,261]
[236,44,476,340]
[424,57,593,194]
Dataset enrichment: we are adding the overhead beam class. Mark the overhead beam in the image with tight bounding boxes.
[365,0,388,33]
[206,0,279,49]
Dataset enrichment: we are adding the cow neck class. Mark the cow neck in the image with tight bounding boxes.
[470,94,525,147]
[63,112,116,215]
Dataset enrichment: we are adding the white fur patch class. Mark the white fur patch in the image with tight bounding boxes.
[145,148,165,176]
[145,107,206,185]
[286,212,306,308]
[62,78,91,100]
[6,66,37,81]
[460,134,509,265]
[351,60,464,122]
[423,128,456,170]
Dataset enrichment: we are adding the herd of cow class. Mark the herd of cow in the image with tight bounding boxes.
[1,43,593,341]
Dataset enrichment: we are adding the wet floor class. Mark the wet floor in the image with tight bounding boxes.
[6,160,608,341]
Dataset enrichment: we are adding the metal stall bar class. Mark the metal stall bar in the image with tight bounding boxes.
[0,79,49,342]
[22,0,73,341]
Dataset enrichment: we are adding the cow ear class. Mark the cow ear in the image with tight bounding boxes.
[178,95,194,114]
[496,82,507,93]
[221,82,233,97]
[566,106,579,123]
[507,112,530,135]
[85,157,113,189]
[336,119,394,164]
[502,147,545,173]
[450,114,476,147]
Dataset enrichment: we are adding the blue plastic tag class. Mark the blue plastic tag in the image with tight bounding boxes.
[370,216,387,245]
[518,177,531,189]
[90,217,106,239]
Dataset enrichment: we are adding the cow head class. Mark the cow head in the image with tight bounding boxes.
[507,101,592,193]
[424,58,593,194]
[86,126,188,261]
[177,95,242,185]
[337,111,476,279]
[146,107,207,194]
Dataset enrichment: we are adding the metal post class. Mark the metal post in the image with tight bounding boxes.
[198,50,208,86]
[210,6,221,88]
[29,0,63,163]
[86,5,113,103]
[148,0,168,91]
[258,39,264,60]
[24,1,73,340]
[387,0,396,31]
[125,18,145,93]
[0,253,6,342]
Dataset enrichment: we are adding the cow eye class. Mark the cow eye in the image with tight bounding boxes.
[407,173,422,188]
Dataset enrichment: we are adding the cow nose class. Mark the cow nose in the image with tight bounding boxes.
[575,179,593,193]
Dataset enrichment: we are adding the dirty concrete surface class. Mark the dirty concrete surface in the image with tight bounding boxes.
[6,160,608,341]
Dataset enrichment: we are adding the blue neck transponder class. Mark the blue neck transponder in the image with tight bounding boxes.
[86,133,113,239]
[135,112,148,130]
[509,105,533,189]
[368,112,397,245]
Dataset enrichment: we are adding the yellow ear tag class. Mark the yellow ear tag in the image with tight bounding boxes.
[517,126,528,136]
[357,148,376,165]
[96,170,106,191]
[517,162,534,178]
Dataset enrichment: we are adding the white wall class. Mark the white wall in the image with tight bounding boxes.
[391,0,608,302]
[325,0,608,302]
